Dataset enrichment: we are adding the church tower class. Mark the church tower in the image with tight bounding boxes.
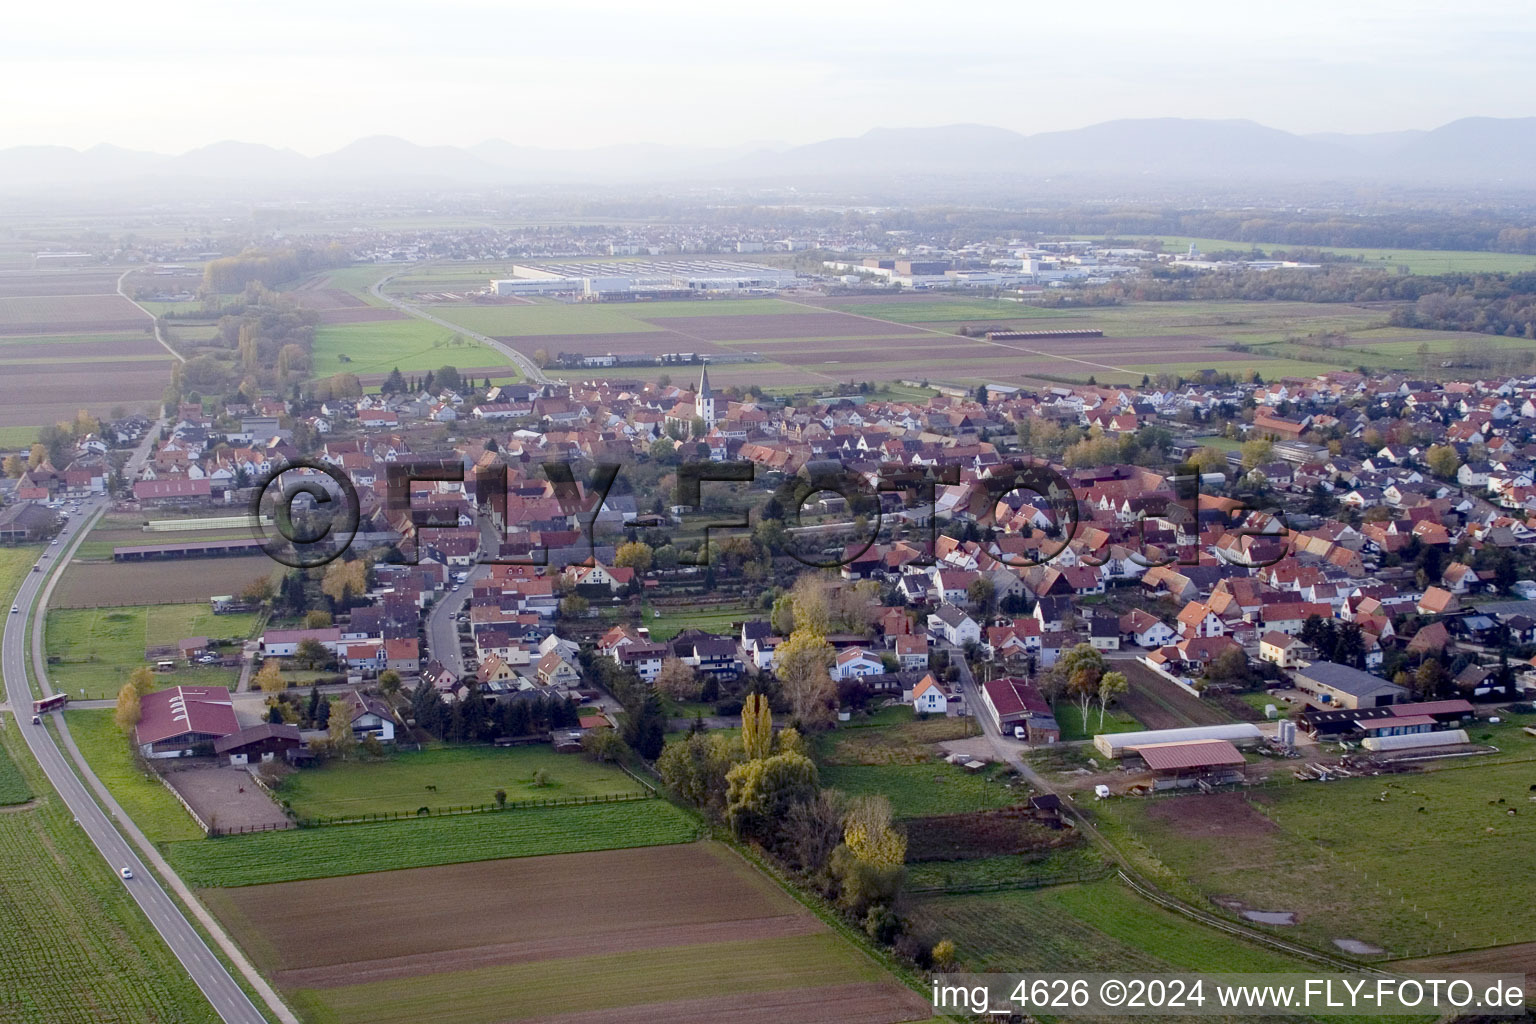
[697,362,716,430]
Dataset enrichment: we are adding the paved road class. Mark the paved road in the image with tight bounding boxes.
[1,424,291,1024]
[946,645,1051,788]
[369,268,550,385]
[4,515,268,1022]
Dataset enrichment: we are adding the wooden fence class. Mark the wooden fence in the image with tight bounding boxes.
[209,788,657,836]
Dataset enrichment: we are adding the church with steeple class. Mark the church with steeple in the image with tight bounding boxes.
[696,362,715,430]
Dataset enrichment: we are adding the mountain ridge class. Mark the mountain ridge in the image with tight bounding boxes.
[3,116,1533,189]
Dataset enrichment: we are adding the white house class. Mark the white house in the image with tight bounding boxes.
[832,647,885,682]
[911,675,951,715]
[926,604,981,647]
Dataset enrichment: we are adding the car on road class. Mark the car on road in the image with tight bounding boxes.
[10,605,16,614]
[31,716,41,725]
[32,565,39,572]
[119,867,133,880]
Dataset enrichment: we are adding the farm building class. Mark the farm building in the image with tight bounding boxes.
[1299,698,1474,738]
[132,478,214,506]
[1292,661,1407,709]
[1361,728,1470,752]
[135,685,238,759]
[213,723,302,766]
[0,502,59,542]
[980,676,1059,744]
[112,538,264,561]
[1094,722,1263,759]
[1133,739,1248,789]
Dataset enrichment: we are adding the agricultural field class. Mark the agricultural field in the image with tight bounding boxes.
[52,555,280,608]
[820,296,1058,323]
[0,717,219,1023]
[1116,661,1237,729]
[0,269,172,430]
[403,282,1495,392]
[202,841,930,1024]
[277,744,650,819]
[1094,755,1536,958]
[0,545,41,613]
[0,726,32,804]
[164,798,704,887]
[45,603,260,698]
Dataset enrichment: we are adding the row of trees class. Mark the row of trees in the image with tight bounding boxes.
[659,697,926,955]
[406,682,583,744]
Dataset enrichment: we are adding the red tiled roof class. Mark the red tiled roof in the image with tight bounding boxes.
[1135,739,1245,772]
[135,686,237,746]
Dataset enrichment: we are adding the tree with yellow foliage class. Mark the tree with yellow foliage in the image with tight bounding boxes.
[114,683,141,733]
[775,628,836,728]
[127,665,157,697]
[741,692,773,761]
[254,658,286,693]
[842,794,906,868]
[321,558,368,606]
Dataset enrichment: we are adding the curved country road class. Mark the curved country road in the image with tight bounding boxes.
[368,268,550,385]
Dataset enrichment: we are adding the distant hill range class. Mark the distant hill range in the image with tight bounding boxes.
[5,117,1536,189]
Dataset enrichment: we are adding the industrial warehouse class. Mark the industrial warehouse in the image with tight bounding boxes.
[490,259,799,298]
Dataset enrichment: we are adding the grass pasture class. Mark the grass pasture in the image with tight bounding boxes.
[62,710,206,842]
[204,841,930,1024]
[819,762,1025,819]
[907,879,1319,975]
[1050,699,1140,741]
[277,744,650,819]
[163,798,704,887]
[1095,758,1536,957]
[310,319,513,376]
[45,603,260,698]
[0,717,218,1023]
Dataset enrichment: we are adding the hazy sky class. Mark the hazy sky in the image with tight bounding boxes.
[5,0,1532,153]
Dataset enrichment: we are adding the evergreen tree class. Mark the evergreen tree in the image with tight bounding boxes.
[381,367,406,395]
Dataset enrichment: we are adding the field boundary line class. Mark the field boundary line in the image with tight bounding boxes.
[116,269,186,364]
[781,295,1135,375]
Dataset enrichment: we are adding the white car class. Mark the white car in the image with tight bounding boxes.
[9,605,16,615]
[1013,725,1027,741]
[119,867,133,880]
